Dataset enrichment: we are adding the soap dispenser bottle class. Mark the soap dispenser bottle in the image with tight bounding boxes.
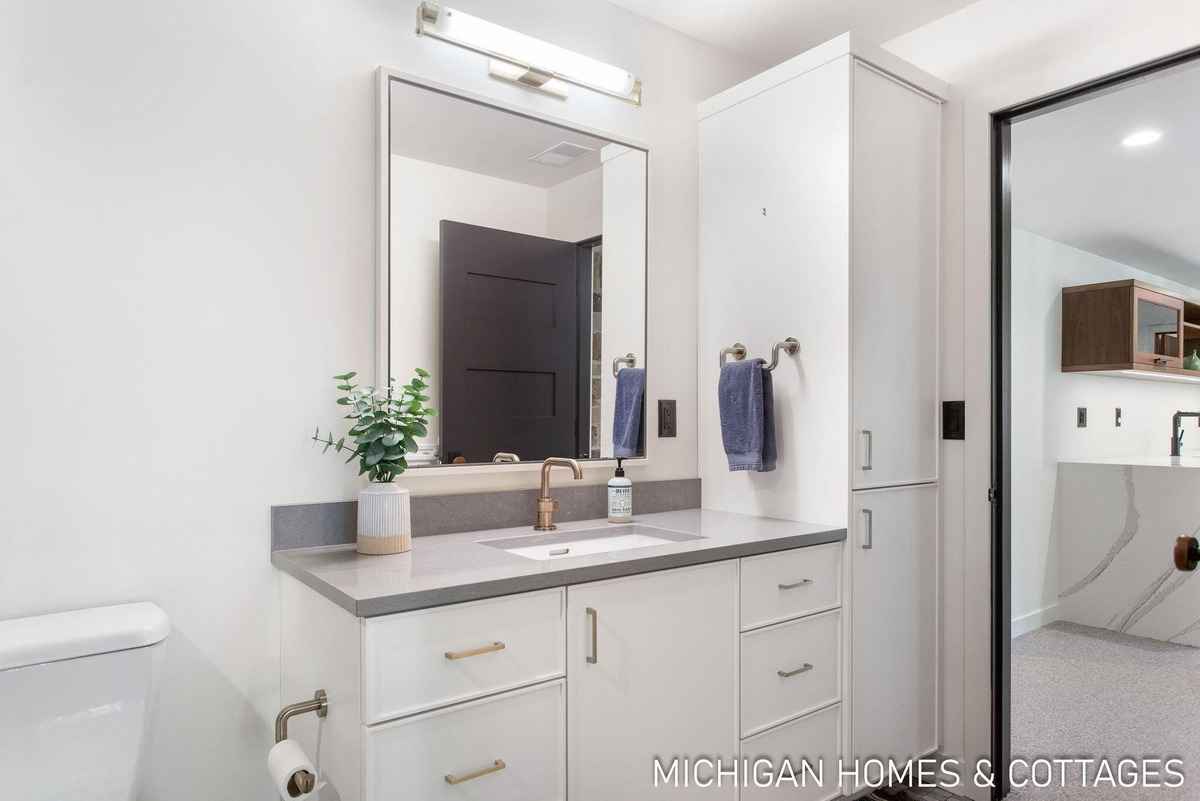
[608,458,633,523]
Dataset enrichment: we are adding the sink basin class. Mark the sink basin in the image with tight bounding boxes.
[480,524,704,561]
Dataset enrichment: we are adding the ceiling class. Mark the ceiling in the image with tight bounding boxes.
[1011,60,1200,288]
[388,78,609,188]
[607,0,978,69]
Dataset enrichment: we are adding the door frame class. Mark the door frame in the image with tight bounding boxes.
[989,44,1200,801]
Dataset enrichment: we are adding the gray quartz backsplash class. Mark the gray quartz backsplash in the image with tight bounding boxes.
[270,478,701,551]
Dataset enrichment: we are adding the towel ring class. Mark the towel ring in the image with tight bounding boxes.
[612,353,637,378]
[764,338,800,371]
[720,342,748,367]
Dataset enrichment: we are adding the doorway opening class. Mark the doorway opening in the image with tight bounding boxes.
[992,45,1200,800]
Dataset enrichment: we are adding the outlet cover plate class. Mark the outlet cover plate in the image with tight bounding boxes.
[658,399,677,438]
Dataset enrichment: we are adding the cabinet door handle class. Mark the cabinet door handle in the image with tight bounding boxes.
[444,759,506,785]
[444,641,506,660]
[778,579,813,590]
[861,508,873,550]
[777,663,814,678]
[586,607,598,664]
[861,429,873,471]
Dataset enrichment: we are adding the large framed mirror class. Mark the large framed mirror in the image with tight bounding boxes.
[377,70,648,469]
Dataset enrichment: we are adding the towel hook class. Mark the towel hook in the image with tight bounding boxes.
[764,337,800,372]
[612,353,637,378]
[720,342,748,367]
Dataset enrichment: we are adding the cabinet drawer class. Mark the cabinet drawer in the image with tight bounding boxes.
[365,680,565,801]
[740,704,841,801]
[740,544,841,631]
[740,609,840,737]
[363,588,564,723]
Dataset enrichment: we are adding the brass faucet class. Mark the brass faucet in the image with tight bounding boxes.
[535,457,584,530]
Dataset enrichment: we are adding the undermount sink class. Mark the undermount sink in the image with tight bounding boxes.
[480,524,704,561]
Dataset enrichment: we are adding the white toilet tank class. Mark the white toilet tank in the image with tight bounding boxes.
[0,602,170,801]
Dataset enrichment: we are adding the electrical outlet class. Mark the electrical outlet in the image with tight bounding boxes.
[658,399,677,438]
[1077,407,1088,428]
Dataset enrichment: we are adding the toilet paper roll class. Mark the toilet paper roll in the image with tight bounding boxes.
[268,738,318,800]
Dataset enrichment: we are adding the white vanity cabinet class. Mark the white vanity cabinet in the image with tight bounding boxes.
[851,485,938,766]
[698,33,945,796]
[279,536,846,801]
[567,561,737,800]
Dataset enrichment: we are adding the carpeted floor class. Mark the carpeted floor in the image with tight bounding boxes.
[1010,622,1200,799]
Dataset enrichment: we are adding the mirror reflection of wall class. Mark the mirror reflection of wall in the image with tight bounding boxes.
[385,77,647,467]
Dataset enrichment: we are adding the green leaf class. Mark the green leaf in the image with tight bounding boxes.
[337,384,354,391]
[336,398,351,406]
[333,371,357,381]
[381,432,401,448]
[415,368,430,378]
[364,440,386,466]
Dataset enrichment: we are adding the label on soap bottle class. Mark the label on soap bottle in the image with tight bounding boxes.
[608,485,632,521]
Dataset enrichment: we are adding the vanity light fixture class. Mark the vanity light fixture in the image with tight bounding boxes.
[1121,128,1162,148]
[416,2,643,105]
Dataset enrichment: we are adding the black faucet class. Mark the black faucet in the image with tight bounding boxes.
[1171,411,1200,456]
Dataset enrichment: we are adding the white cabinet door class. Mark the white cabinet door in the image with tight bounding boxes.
[567,561,737,800]
[850,484,938,777]
[850,60,940,489]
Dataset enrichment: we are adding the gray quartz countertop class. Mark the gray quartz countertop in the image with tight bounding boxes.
[271,508,845,617]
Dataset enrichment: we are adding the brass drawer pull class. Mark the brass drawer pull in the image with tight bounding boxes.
[444,759,506,785]
[777,663,814,678]
[444,641,506,660]
[778,579,813,590]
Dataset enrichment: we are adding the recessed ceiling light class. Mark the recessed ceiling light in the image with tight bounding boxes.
[1122,129,1162,148]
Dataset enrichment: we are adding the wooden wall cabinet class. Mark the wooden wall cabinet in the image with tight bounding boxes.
[1062,280,1200,379]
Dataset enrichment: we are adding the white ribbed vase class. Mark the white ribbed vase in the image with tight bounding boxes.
[356,483,412,555]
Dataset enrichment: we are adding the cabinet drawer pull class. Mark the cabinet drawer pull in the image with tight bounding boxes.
[861,429,873,471]
[777,579,813,590]
[586,607,598,664]
[861,508,874,549]
[777,663,814,678]
[444,641,506,660]
[548,547,571,556]
[444,759,506,785]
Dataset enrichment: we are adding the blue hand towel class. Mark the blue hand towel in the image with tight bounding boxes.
[719,359,777,472]
[613,367,645,458]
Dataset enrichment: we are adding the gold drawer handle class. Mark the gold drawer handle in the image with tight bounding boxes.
[444,641,506,660]
[444,758,506,785]
[777,663,814,678]
[778,579,813,590]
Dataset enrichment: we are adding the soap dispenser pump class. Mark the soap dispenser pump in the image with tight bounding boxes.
[608,458,633,523]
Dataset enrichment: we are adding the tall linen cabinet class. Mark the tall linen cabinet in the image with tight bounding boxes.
[698,34,944,795]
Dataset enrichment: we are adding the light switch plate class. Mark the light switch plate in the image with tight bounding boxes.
[1077,407,1088,428]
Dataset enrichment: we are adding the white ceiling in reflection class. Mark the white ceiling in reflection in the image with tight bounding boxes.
[389,79,610,188]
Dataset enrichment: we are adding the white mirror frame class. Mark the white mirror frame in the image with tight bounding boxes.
[375,67,650,476]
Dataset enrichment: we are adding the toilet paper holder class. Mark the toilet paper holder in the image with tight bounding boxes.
[275,689,328,796]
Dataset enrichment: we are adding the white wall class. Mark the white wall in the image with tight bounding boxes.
[885,3,1200,795]
[546,167,603,242]
[599,145,648,457]
[390,155,550,455]
[1010,228,1200,633]
[0,1,752,797]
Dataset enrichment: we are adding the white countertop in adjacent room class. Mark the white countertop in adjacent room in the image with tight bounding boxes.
[1059,456,1200,469]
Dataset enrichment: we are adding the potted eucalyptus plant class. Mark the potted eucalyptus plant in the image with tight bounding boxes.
[313,368,435,554]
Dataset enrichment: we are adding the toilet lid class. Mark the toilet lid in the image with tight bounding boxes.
[0,602,170,671]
